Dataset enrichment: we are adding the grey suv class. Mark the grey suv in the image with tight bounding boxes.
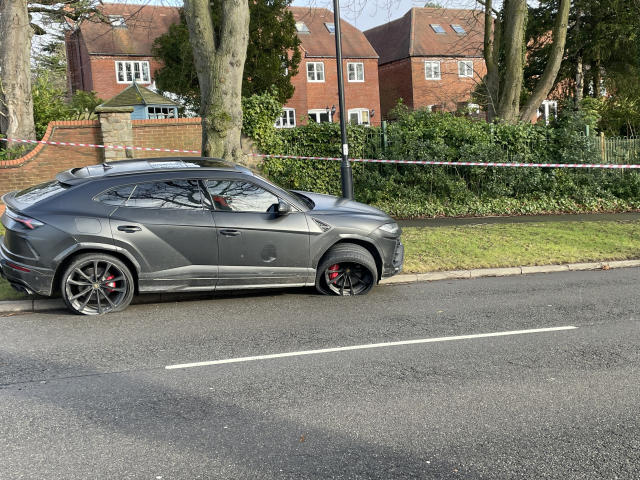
[0,158,403,315]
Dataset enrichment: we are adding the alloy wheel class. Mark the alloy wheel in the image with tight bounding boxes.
[324,262,374,296]
[64,259,130,315]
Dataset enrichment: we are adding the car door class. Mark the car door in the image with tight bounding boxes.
[103,179,219,292]
[204,178,312,288]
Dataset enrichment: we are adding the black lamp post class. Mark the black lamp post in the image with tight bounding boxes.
[332,0,354,199]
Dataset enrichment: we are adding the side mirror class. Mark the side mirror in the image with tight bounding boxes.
[277,200,291,216]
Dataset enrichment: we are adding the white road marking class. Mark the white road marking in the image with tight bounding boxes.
[165,326,577,370]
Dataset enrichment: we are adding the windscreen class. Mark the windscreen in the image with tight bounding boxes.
[13,180,68,206]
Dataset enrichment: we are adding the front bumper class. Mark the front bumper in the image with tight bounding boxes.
[380,238,404,279]
[0,237,55,296]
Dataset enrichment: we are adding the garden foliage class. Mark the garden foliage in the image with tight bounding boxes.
[242,97,640,218]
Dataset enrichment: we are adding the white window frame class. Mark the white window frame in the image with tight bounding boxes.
[115,60,151,84]
[424,61,441,80]
[458,60,474,78]
[108,15,127,28]
[275,108,296,128]
[347,62,364,82]
[307,62,325,82]
[348,108,370,126]
[146,106,177,119]
[308,109,332,123]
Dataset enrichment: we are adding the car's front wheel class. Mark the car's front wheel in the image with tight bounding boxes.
[61,253,135,315]
[316,243,377,296]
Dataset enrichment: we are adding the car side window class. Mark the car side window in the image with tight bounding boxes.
[95,184,136,206]
[205,180,279,213]
[96,181,203,209]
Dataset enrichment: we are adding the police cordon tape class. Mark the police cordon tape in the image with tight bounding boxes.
[2,136,640,169]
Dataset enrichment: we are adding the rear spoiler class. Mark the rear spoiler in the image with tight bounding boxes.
[1,192,20,214]
[55,168,85,186]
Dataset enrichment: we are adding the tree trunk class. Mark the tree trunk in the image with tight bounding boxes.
[483,0,501,122]
[497,0,527,123]
[575,56,584,103]
[0,0,36,143]
[519,0,570,122]
[183,0,249,163]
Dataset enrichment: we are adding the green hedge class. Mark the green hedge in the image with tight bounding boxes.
[242,95,640,217]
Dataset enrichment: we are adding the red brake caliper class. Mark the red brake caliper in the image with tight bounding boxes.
[328,264,340,282]
[104,274,116,293]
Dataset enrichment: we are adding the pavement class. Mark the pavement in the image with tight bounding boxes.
[1,268,639,478]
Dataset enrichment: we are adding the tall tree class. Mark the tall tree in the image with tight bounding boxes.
[0,0,106,143]
[0,0,36,142]
[153,2,301,112]
[183,0,250,161]
[479,0,570,123]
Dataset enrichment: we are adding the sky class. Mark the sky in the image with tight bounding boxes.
[290,0,482,31]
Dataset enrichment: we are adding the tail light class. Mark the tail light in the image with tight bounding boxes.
[4,208,44,230]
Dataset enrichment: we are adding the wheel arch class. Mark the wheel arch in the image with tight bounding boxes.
[52,247,140,296]
[316,238,383,282]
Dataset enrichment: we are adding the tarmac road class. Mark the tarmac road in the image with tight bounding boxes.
[0,268,639,479]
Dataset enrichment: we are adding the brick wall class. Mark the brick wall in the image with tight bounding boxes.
[410,57,487,112]
[286,57,382,126]
[0,121,102,195]
[87,55,164,100]
[378,56,487,118]
[132,118,202,158]
[0,118,203,197]
[378,59,414,117]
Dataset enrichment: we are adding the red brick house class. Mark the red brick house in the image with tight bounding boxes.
[364,8,487,118]
[65,4,179,100]
[65,4,381,127]
[281,7,381,127]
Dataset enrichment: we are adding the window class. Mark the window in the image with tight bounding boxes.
[347,62,364,82]
[307,62,325,82]
[308,109,332,123]
[430,24,446,34]
[14,181,68,206]
[348,108,370,125]
[325,22,335,34]
[147,106,177,119]
[115,61,151,84]
[424,61,441,80]
[458,60,474,78]
[108,15,126,28]
[275,108,296,128]
[451,24,466,34]
[206,180,279,213]
[537,100,558,125]
[97,181,202,209]
[295,22,309,33]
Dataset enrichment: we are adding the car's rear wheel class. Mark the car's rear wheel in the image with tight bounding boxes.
[316,244,377,296]
[61,253,134,315]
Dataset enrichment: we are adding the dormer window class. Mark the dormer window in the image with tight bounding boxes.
[451,24,466,34]
[430,24,446,34]
[295,22,310,33]
[324,22,335,34]
[109,15,127,28]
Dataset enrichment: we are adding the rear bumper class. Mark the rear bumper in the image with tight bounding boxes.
[0,238,55,296]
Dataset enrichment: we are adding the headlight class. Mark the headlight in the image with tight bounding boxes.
[378,223,400,235]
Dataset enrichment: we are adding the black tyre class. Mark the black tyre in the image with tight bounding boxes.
[316,243,377,296]
[61,253,135,315]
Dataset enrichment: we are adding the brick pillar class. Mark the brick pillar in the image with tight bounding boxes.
[96,106,134,162]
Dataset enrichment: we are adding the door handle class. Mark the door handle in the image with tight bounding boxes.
[117,225,142,233]
[220,229,241,237]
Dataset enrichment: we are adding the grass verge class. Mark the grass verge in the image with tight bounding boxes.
[402,220,640,273]
[1,220,640,302]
